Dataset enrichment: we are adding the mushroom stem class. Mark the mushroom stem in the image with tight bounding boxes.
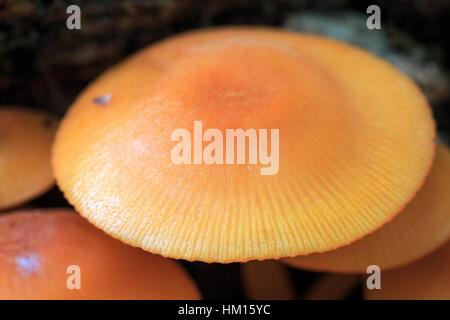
[304,274,361,300]
[242,260,296,300]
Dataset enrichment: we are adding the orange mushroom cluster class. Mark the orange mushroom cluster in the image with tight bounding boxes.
[0,209,200,300]
[52,27,436,263]
[0,107,57,211]
[2,26,444,300]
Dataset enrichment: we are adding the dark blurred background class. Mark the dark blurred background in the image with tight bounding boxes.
[1,0,449,299]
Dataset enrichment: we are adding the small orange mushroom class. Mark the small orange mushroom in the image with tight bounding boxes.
[0,209,200,300]
[0,107,57,211]
[283,144,450,273]
[365,241,450,300]
[52,27,435,263]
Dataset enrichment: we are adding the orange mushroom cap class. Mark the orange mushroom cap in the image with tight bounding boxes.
[365,241,450,300]
[52,27,435,263]
[0,209,200,300]
[0,107,57,211]
[283,144,450,273]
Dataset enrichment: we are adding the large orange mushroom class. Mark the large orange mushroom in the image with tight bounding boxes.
[0,209,200,299]
[52,27,435,263]
[283,144,450,272]
[0,107,57,210]
[365,241,450,300]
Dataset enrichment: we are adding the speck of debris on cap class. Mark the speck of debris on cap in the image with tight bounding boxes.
[15,253,41,275]
[92,94,112,106]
